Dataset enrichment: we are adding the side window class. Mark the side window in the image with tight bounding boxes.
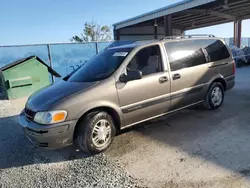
[165,40,207,71]
[127,45,163,76]
[199,39,230,62]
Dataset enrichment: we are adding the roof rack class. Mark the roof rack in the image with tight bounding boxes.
[160,34,215,40]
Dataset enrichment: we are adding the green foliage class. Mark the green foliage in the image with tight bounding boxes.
[71,21,112,42]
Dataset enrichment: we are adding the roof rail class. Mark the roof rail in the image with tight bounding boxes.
[160,34,215,40]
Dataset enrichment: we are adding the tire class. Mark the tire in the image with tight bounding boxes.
[204,82,224,110]
[247,59,250,66]
[76,111,116,154]
[236,59,245,68]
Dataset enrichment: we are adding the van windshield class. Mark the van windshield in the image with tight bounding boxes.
[68,48,132,82]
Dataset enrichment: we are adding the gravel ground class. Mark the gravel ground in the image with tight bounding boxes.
[0,153,138,188]
[1,67,250,188]
[0,99,140,188]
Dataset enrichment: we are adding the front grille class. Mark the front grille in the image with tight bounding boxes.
[25,108,36,121]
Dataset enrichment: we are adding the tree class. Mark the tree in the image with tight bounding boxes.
[71,21,112,42]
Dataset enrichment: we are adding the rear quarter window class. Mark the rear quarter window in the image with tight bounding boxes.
[165,39,231,71]
[195,39,230,62]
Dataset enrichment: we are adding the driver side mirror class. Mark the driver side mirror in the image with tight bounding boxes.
[119,70,142,83]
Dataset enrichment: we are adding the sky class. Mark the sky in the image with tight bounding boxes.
[0,0,249,45]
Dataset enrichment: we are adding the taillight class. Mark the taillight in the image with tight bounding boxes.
[233,60,236,75]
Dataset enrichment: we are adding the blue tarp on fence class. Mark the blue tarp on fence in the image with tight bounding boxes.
[0,38,249,80]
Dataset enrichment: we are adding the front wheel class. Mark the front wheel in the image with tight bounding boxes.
[76,111,116,154]
[204,82,224,110]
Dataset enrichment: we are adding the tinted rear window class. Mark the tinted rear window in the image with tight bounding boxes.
[165,39,230,71]
[195,39,230,62]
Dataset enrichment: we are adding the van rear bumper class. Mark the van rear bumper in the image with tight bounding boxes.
[225,75,235,91]
[226,80,235,91]
[19,111,78,149]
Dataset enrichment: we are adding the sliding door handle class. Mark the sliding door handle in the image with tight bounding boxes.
[172,73,181,80]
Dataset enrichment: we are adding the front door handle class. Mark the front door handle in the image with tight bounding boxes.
[159,76,168,83]
[172,73,181,80]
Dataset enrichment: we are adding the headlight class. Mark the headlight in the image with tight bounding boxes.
[34,110,67,125]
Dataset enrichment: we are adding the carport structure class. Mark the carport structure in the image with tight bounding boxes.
[113,0,250,47]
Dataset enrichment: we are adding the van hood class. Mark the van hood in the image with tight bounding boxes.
[26,80,97,111]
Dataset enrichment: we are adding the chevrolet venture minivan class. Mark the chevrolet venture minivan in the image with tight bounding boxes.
[19,35,235,154]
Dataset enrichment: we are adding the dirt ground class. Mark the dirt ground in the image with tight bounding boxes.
[1,67,250,188]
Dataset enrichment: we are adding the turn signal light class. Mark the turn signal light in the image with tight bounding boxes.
[53,112,66,122]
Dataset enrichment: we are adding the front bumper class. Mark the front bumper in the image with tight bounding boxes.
[19,111,78,149]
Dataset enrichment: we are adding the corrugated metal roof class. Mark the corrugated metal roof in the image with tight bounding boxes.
[113,0,216,29]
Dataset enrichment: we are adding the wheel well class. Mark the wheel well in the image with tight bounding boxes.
[73,107,121,140]
[212,78,226,91]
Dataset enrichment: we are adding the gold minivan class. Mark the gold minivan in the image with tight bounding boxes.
[19,35,235,154]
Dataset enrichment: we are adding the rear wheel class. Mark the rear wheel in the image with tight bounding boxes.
[76,111,116,154]
[204,82,224,110]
